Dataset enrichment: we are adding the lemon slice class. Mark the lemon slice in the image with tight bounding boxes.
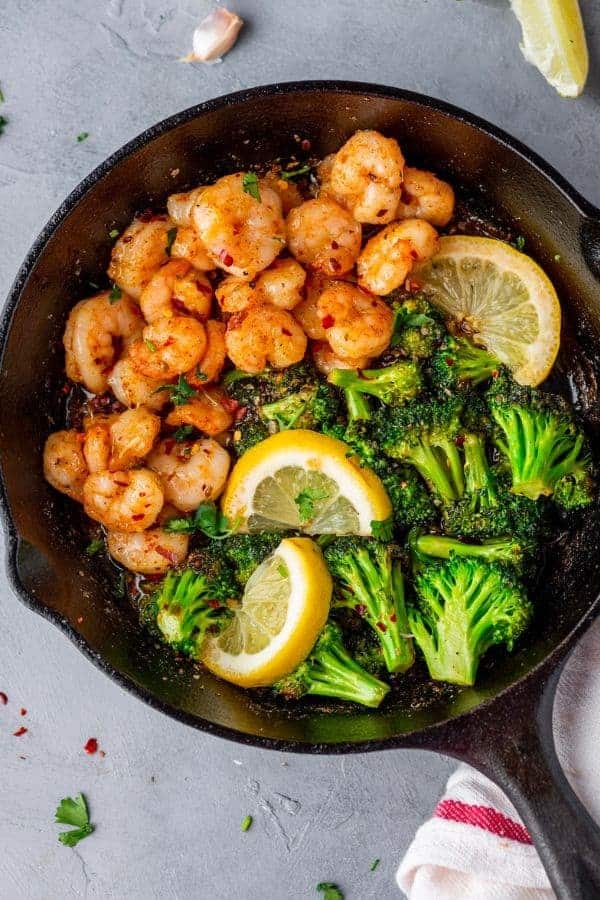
[222,430,391,535]
[202,537,331,687]
[510,0,588,98]
[416,236,561,386]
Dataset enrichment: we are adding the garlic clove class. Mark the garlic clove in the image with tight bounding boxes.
[183,7,244,64]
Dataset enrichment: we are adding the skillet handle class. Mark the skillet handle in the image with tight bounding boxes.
[467,660,600,900]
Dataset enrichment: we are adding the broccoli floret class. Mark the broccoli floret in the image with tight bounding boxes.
[324,538,415,673]
[384,294,447,361]
[273,622,390,707]
[430,336,500,392]
[225,360,318,406]
[328,360,422,407]
[375,397,466,502]
[413,532,531,572]
[231,406,270,458]
[349,632,387,677]
[487,373,594,505]
[261,382,342,431]
[381,466,437,530]
[409,555,532,685]
[187,544,241,597]
[223,533,282,585]
[153,568,235,658]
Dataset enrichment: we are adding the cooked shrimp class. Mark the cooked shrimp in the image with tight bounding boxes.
[329,130,405,224]
[192,173,285,279]
[253,258,306,310]
[147,438,231,511]
[166,189,205,226]
[170,226,214,271]
[261,173,304,216]
[395,167,455,228]
[311,341,372,375]
[64,291,144,394]
[107,357,171,410]
[82,415,114,474]
[187,320,227,386]
[107,509,189,574]
[215,275,255,314]
[110,407,161,470]
[165,386,234,436]
[108,217,172,299]
[83,468,164,532]
[140,259,212,323]
[225,305,307,373]
[128,316,207,380]
[286,199,361,276]
[357,219,439,296]
[293,273,339,340]
[43,430,88,502]
[317,282,394,358]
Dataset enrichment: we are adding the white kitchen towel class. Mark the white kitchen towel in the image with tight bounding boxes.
[397,616,600,899]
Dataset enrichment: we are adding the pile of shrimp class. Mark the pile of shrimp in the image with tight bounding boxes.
[43,129,454,576]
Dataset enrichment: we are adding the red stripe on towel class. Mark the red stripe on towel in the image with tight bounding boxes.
[435,799,532,845]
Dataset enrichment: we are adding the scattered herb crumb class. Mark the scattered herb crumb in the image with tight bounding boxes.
[0,116,7,136]
[55,793,94,847]
[317,883,343,900]
[85,538,104,556]
[144,338,157,353]
[156,374,197,406]
[165,226,177,256]
[242,172,261,202]
[294,486,329,523]
[13,726,27,737]
[0,87,4,103]
[241,814,253,832]
[76,132,89,143]
[108,283,122,303]
[515,235,526,251]
[108,228,119,240]
[88,281,100,290]
[554,254,561,262]
[173,424,194,442]
[370,858,380,871]
[281,164,311,180]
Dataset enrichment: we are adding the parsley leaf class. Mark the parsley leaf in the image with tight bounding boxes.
[280,164,311,180]
[370,858,380,871]
[165,226,177,256]
[144,338,157,353]
[108,283,122,303]
[316,883,343,900]
[108,228,119,240]
[85,538,104,556]
[294,486,329,524]
[76,132,89,143]
[164,502,240,539]
[242,172,261,202]
[156,374,197,406]
[0,115,7,136]
[55,793,94,848]
[515,235,526,251]
[241,815,253,832]
[370,517,394,541]
[173,424,194,442]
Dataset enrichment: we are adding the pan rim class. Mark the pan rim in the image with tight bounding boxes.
[1,79,598,752]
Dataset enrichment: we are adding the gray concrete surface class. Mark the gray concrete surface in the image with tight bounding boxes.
[1,1,599,898]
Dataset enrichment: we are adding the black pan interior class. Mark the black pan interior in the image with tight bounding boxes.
[2,83,600,749]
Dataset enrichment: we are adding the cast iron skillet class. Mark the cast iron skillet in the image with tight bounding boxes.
[2,82,600,897]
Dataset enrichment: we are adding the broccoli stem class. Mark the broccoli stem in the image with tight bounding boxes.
[345,387,370,422]
[406,440,465,502]
[415,534,520,565]
[304,642,390,707]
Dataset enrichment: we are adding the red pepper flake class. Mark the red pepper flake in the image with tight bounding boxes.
[409,249,419,260]
[84,737,98,755]
[61,383,71,395]
[221,396,241,414]
[354,604,367,616]
[331,240,339,250]
[234,404,247,423]
[207,599,221,609]
[219,249,234,267]
[132,513,144,521]
[401,187,414,204]
[122,235,133,244]
[137,208,154,223]
[99,749,106,758]
[164,439,176,455]
[155,546,177,564]
[301,138,311,151]
[455,435,466,447]
[20,708,26,716]
[282,328,292,337]
[376,208,388,218]
[13,726,27,737]
[321,314,335,329]
[410,279,422,292]
[445,357,455,366]
[390,613,397,623]
[0,692,7,705]
[77,616,84,625]
[376,622,387,633]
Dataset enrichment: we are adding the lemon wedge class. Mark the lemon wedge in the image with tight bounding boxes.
[416,236,561,386]
[202,537,331,687]
[222,429,391,535]
[510,0,588,98]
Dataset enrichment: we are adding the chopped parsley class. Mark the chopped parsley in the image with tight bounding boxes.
[294,486,329,524]
[164,502,240,539]
[108,228,119,240]
[156,374,197,405]
[370,858,380,872]
[554,254,561,262]
[55,793,94,848]
[515,235,526,251]
[241,815,253,832]
[281,164,311,180]
[242,172,261,202]
[316,884,343,900]
[0,115,7,136]
[76,132,89,143]
[0,87,4,103]
[144,338,157,353]
[165,226,177,256]
[85,538,104,556]
[108,283,122,303]
[88,281,100,290]
[370,517,394,541]
[173,424,194,442]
